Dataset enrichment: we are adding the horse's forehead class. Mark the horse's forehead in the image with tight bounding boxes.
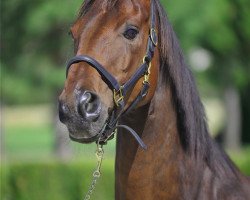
[98,0,149,10]
[71,0,150,42]
[74,1,147,28]
[89,0,149,17]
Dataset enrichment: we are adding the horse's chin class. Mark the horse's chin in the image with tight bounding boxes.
[69,132,100,144]
[66,123,104,144]
[65,109,109,144]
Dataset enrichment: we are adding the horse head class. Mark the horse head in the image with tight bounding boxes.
[59,0,159,144]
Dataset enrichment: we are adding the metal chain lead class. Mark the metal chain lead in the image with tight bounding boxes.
[83,144,104,200]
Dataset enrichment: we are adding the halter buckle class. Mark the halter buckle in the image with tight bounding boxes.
[113,86,124,107]
[143,62,152,84]
[150,28,158,46]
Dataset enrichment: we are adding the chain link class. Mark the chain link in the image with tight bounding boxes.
[83,145,104,200]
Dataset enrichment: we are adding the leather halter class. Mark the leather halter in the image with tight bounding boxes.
[66,2,157,149]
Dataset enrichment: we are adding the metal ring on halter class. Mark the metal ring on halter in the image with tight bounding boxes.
[143,62,151,84]
[150,28,158,46]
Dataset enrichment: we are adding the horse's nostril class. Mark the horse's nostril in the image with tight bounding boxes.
[58,101,70,123]
[78,91,101,122]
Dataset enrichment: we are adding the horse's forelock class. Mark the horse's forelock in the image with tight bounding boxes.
[78,0,119,18]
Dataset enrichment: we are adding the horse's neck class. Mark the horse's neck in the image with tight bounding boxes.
[115,83,190,199]
[115,81,250,200]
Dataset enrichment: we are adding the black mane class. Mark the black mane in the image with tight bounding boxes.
[154,0,239,177]
[154,0,210,159]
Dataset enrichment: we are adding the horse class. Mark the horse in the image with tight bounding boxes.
[58,0,250,199]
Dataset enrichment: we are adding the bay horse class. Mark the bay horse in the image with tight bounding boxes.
[59,0,250,199]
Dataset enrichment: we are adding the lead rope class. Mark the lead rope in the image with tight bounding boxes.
[83,141,104,200]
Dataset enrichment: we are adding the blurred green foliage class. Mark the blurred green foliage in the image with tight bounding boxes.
[5,124,54,160]
[165,0,250,89]
[1,161,114,200]
[1,0,83,104]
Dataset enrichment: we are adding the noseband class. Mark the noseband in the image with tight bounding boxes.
[66,2,158,149]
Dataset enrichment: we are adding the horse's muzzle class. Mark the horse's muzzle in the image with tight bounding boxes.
[58,90,108,143]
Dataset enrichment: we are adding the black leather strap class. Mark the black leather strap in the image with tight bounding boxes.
[66,55,121,91]
[123,82,150,115]
[122,62,148,95]
[116,125,147,150]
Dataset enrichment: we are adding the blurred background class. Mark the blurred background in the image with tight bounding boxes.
[1,0,250,199]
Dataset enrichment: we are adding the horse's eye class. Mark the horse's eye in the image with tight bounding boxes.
[123,28,139,40]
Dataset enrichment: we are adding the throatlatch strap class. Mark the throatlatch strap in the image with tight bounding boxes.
[123,82,150,115]
[122,62,148,95]
[116,125,147,150]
